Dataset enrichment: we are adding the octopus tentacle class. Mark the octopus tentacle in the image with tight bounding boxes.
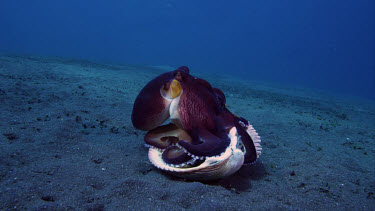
[178,128,231,158]
[144,123,195,165]
[219,112,259,164]
[144,123,190,149]
[162,146,193,165]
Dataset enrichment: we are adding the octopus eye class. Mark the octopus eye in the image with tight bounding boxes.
[173,67,189,81]
[160,79,182,100]
[173,71,183,81]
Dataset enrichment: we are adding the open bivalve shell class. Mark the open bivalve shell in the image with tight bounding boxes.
[148,123,261,180]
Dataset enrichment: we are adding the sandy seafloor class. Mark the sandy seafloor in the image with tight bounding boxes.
[0,54,374,210]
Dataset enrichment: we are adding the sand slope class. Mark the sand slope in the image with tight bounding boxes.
[0,55,374,210]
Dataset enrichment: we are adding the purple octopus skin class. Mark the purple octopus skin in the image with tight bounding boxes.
[131,66,257,164]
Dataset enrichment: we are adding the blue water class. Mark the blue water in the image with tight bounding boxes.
[0,0,374,99]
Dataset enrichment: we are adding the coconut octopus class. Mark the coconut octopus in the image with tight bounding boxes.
[131,66,261,180]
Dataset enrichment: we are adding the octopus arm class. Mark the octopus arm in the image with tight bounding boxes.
[178,128,230,158]
[220,113,258,164]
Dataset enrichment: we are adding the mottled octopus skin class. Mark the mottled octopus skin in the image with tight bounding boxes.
[131,66,257,164]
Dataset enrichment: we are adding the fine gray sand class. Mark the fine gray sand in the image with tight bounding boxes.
[0,54,374,210]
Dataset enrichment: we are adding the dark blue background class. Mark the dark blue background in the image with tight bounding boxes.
[0,0,374,99]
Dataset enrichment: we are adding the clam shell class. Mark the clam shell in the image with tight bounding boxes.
[148,127,245,180]
[246,122,262,159]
